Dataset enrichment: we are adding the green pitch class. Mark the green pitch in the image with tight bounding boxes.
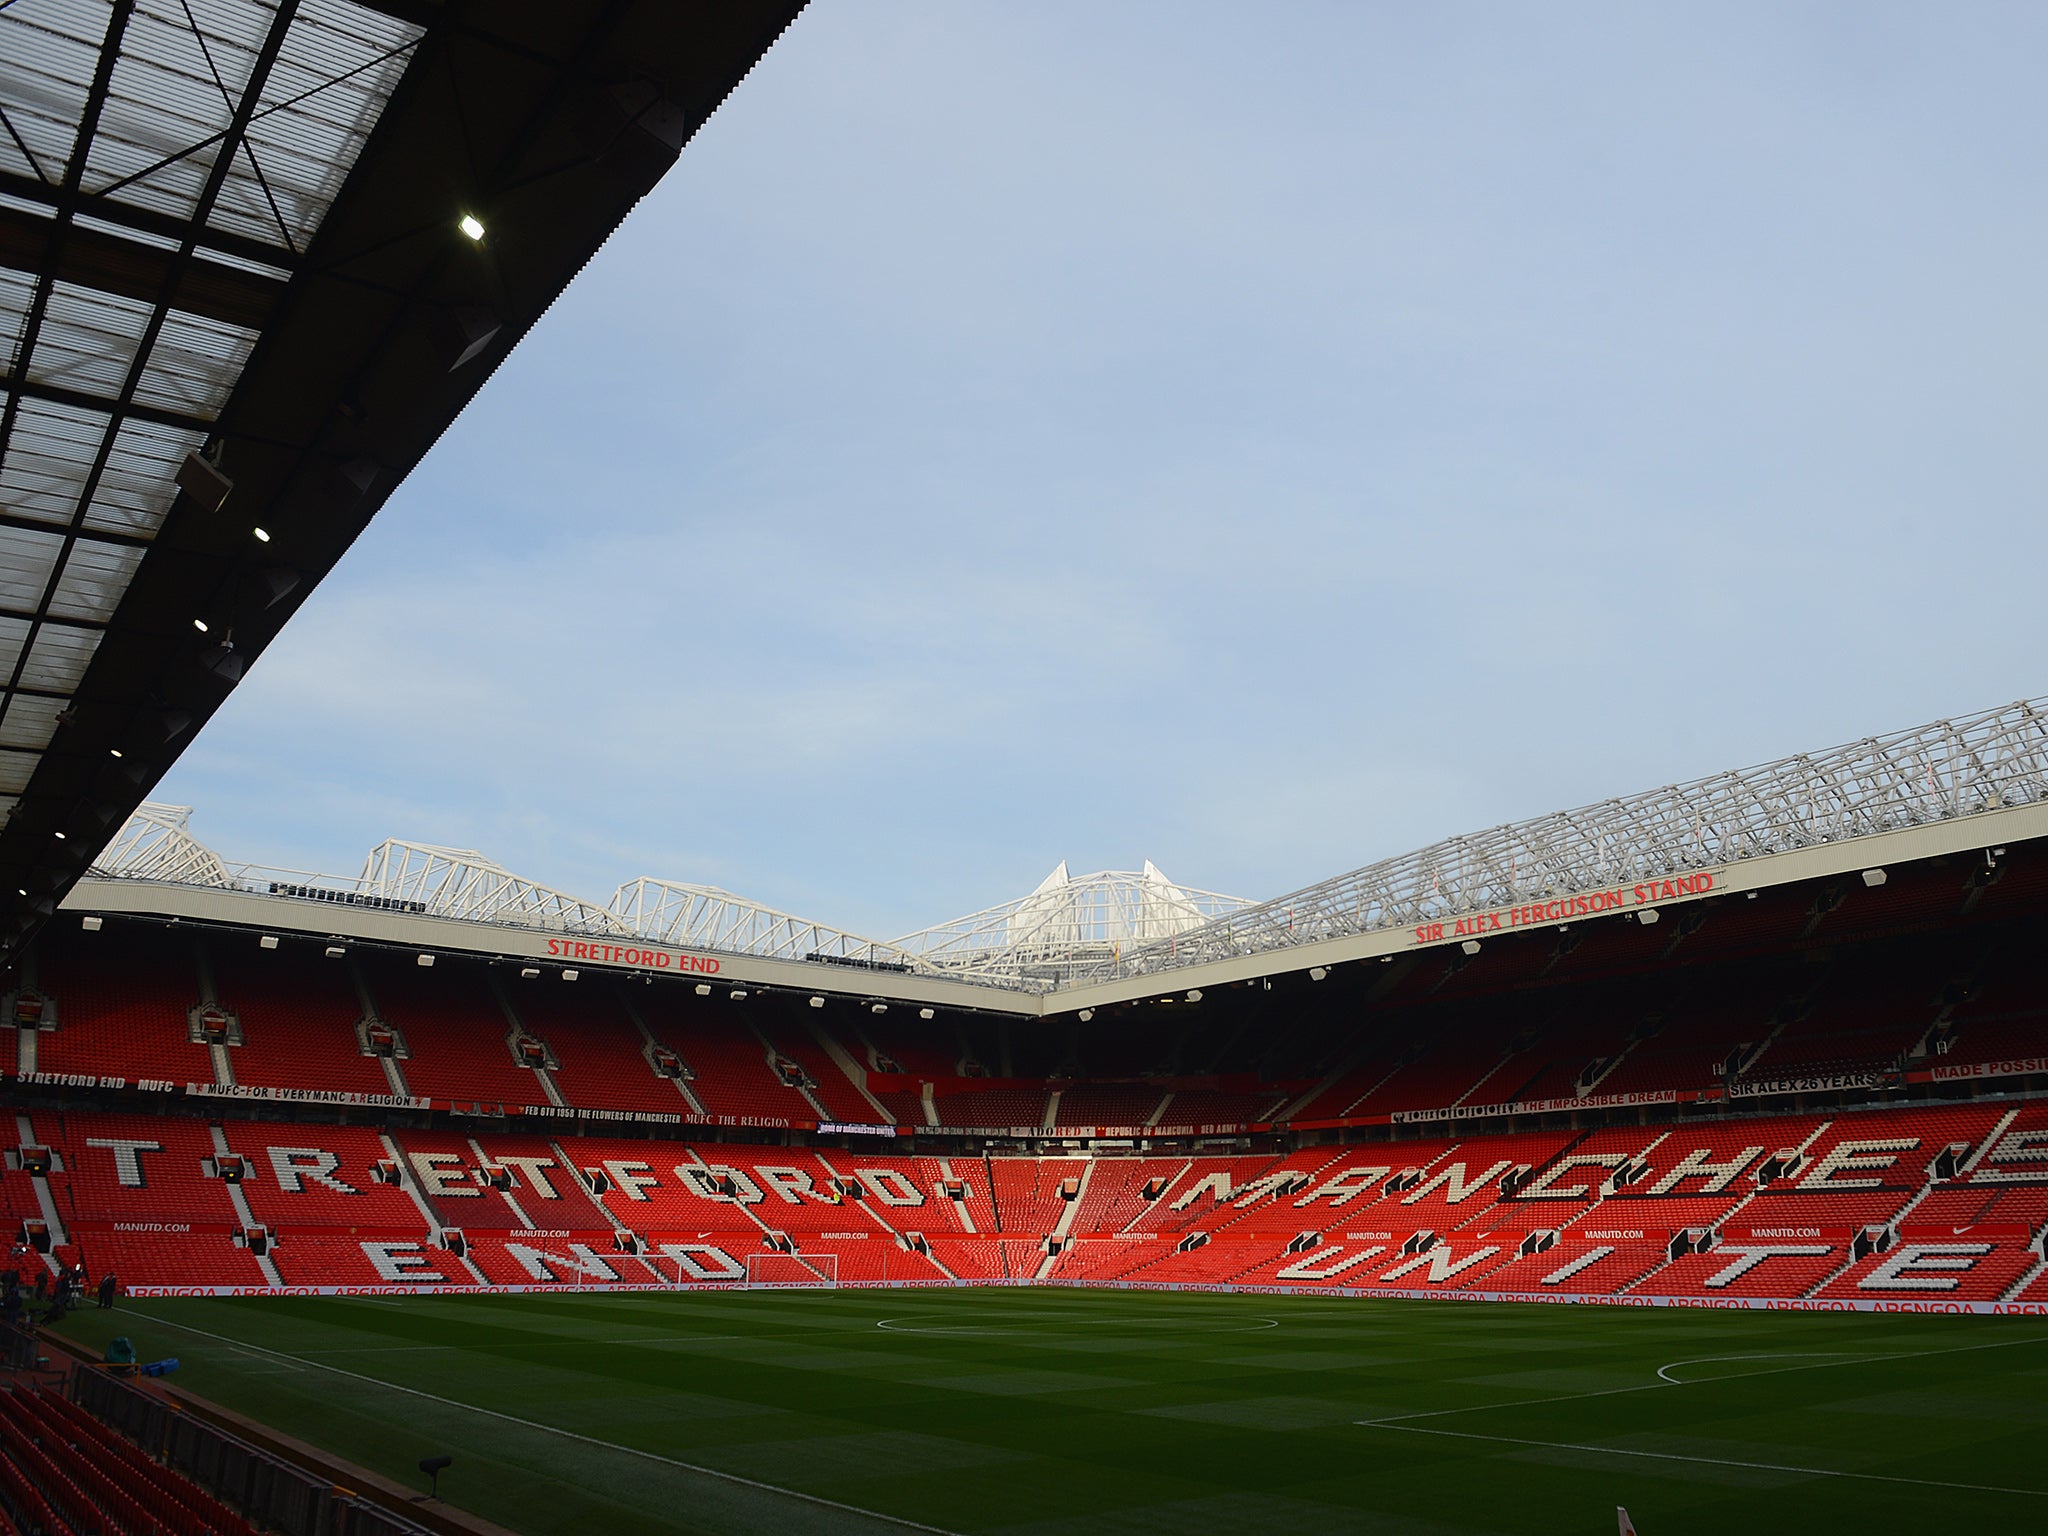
[62,1289,2048,1536]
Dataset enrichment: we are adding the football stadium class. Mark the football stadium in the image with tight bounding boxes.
[2,3,2046,1535]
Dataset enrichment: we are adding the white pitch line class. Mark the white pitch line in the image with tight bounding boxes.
[1356,1330,2048,1426]
[1655,1351,1871,1384]
[128,1309,962,1536]
[1371,1423,2048,1500]
[292,1333,742,1356]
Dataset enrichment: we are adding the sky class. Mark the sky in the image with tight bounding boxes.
[156,1,2048,941]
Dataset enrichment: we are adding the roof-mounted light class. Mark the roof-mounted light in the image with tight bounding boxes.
[458,214,486,241]
[253,527,271,544]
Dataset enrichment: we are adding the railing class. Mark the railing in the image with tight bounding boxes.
[0,1318,43,1373]
[70,1367,435,1536]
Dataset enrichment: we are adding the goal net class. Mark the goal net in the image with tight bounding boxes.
[744,1251,840,1289]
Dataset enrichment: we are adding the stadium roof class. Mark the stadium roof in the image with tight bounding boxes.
[83,808,1237,993]
[1075,693,2048,986]
[0,0,807,958]
[891,861,1253,984]
[68,696,2048,1016]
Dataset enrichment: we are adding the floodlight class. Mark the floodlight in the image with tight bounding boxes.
[730,988,748,1001]
[1461,940,1481,956]
[458,214,485,240]
[192,618,209,633]
[1309,967,1328,982]
[259,935,279,949]
[108,749,122,758]
[809,996,825,1008]
[1185,989,1202,1003]
[1636,908,1660,926]
[520,966,540,979]
[1861,868,1888,887]
[416,953,435,967]
[81,916,103,931]
[253,527,271,543]
[51,832,63,841]
[870,1002,888,1015]
[324,945,345,958]
[561,969,579,982]
[694,983,712,996]
[918,1007,934,1020]
[1077,1008,1093,1022]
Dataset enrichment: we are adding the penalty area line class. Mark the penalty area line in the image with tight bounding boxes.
[128,1309,962,1536]
[1362,1423,2048,1500]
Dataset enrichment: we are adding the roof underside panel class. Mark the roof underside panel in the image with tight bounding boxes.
[0,0,813,950]
[0,0,425,925]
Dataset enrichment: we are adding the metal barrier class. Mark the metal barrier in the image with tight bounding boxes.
[0,1320,41,1372]
[69,1367,436,1536]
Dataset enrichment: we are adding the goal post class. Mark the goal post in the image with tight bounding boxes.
[744,1251,840,1289]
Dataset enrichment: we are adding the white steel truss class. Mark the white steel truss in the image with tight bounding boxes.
[87,804,232,889]
[76,697,2048,993]
[608,878,926,970]
[891,862,1253,984]
[1074,695,2048,983]
[356,841,632,935]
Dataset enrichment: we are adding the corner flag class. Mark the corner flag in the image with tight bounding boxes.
[1618,1509,1638,1536]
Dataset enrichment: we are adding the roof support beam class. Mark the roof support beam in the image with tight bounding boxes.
[0,204,285,332]
[0,370,218,439]
[0,169,298,276]
[0,609,106,633]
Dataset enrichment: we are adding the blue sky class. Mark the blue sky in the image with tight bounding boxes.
[159,2,2048,940]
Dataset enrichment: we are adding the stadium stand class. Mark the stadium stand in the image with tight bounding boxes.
[28,924,213,1086]
[356,953,538,1109]
[632,992,810,1123]
[504,983,695,1117]
[1,827,2041,1307]
[207,942,394,1097]
[0,1095,2034,1302]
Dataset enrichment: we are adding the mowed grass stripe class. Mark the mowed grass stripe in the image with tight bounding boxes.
[63,1291,2048,1536]
[123,1308,962,1536]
